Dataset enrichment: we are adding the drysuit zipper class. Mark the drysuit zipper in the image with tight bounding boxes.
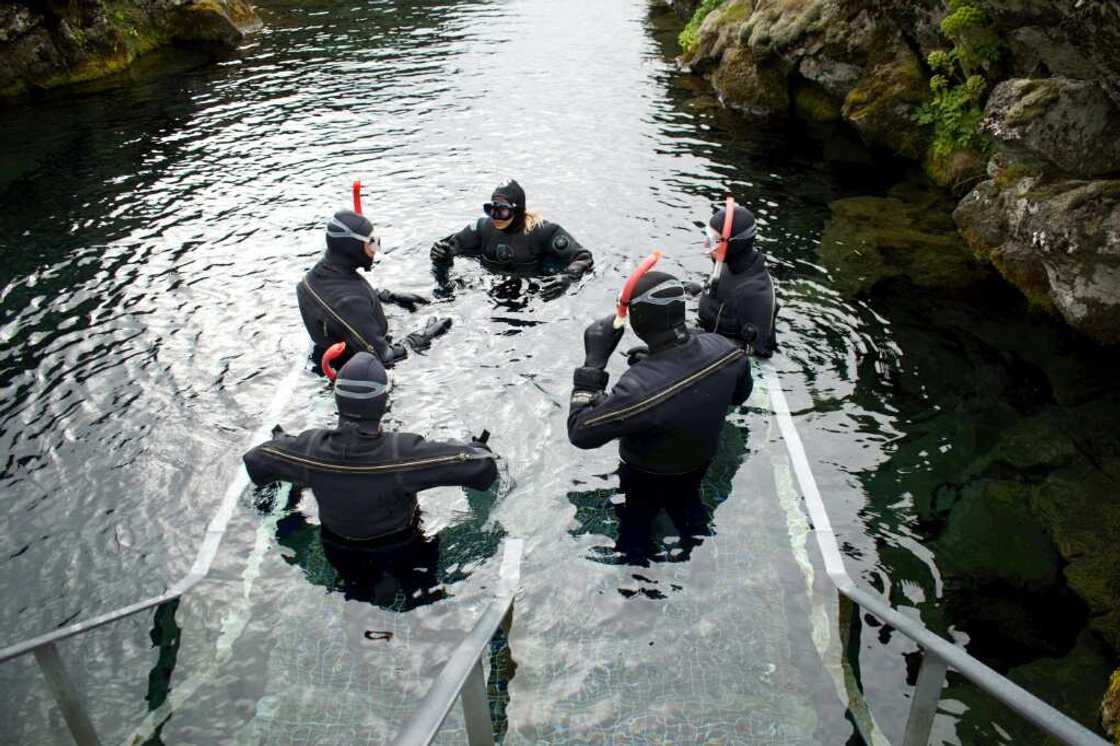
[580,348,745,428]
[260,448,483,475]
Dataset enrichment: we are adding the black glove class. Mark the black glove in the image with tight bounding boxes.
[583,315,624,370]
[270,423,286,438]
[624,345,649,366]
[471,429,492,451]
[684,281,704,297]
[539,273,574,300]
[742,323,759,345]
[430,238,455,262]
[406,316,453,350]
[381,290,430,312]
[390,342,408,362]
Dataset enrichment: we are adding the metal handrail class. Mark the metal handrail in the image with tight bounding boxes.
[393,538,523,746]
[0,354,309,745]
[759,360,1109,746]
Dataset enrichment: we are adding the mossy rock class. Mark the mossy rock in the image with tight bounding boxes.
[985,413,1079,473]
[709,43,789,117]
[168,0,257,46]
[792,78,841,122]
[1031,467,1120,651]
[933,478,1062,590]
[842,34,929,159]
[819,191,983,295]
[1008,631,1117,742]
[924,145,987,195]
[1103,668,1120,744]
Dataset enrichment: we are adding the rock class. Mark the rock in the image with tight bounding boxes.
[710,43,789,118]
[1008,631,1117,739]
[955,171,1120,344]
[687,0,755,67]
[1031,467,1120,652]
[982,78,1120,178]
[168,0,260,46]
[933,478,1063,590]
[841,33,928,159]
[1104,668,1120,743]
[0,0,260,97]
[819,183,985,295]
[0,4,39,44]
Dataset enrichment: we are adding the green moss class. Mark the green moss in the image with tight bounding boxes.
[843,37,930,159]
[1031,467,1120,651]
[679,0,726,53]
[818,194,984,295]
[793,79,841,122]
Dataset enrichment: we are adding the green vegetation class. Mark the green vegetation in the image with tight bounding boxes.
[678,0,725,53]
[915,0,1003,157]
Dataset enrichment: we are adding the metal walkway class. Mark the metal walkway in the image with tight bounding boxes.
[0,360,1109,745]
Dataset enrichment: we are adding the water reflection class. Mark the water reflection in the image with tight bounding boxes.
[256,478,506,613]
[568,421,748,572]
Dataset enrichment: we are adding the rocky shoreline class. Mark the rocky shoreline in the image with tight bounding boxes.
[0,0,260,97]
[665,0,1119,739]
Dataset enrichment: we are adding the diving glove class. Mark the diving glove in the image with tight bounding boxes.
[430,238,456,262]
[582,315,624,370]
[405,316,453,351]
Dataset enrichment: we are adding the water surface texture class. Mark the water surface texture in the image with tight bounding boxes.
[1,0,1110,743]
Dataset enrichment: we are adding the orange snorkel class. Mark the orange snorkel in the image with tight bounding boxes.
[321,341,346,383]
[352,180,363,215]
[707,195,736,290]
[614,252,663,329]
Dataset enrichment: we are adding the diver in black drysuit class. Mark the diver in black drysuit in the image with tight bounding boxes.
[298,209,452,372]
[243,352,498,590]
[567,270,753,477]
[430,180,594,300]
[696,203,778,357]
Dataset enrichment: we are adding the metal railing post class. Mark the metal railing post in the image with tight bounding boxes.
[32,643,101,746]
[902,650,949,746]
[461,657,496,746]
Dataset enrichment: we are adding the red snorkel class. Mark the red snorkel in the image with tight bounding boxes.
[614,251,662,329]
[352,180,363,215]
[321,341,346,383]
[317,179,364,383]
[707,195,736,290]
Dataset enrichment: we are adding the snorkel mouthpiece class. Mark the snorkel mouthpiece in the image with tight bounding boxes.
[321,341,347,382]
[615,251,662,329]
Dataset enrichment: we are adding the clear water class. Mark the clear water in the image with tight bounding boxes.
[1,0,1115,743]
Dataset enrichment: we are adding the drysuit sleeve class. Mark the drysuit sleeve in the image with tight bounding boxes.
[333,293,400,368]
[449,220,485,258]
[731,354,753,405]
[567,367,648,450]
[539,222,593,277]
[394,435,499,493]
[243,433,313,486]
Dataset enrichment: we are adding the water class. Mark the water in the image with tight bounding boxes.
[1,0,1115,743]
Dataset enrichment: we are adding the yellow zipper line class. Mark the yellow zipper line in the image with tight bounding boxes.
[581,348,745,428]
[260,446,470,474]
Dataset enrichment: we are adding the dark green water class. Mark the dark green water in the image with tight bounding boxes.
[1,0,1116,743]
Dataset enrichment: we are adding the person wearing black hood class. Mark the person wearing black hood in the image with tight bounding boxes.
[429,179,593,300]
[696,203,778,357]
[298,209,452,371]
[567,269,752,477]
[243,351,498,577]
